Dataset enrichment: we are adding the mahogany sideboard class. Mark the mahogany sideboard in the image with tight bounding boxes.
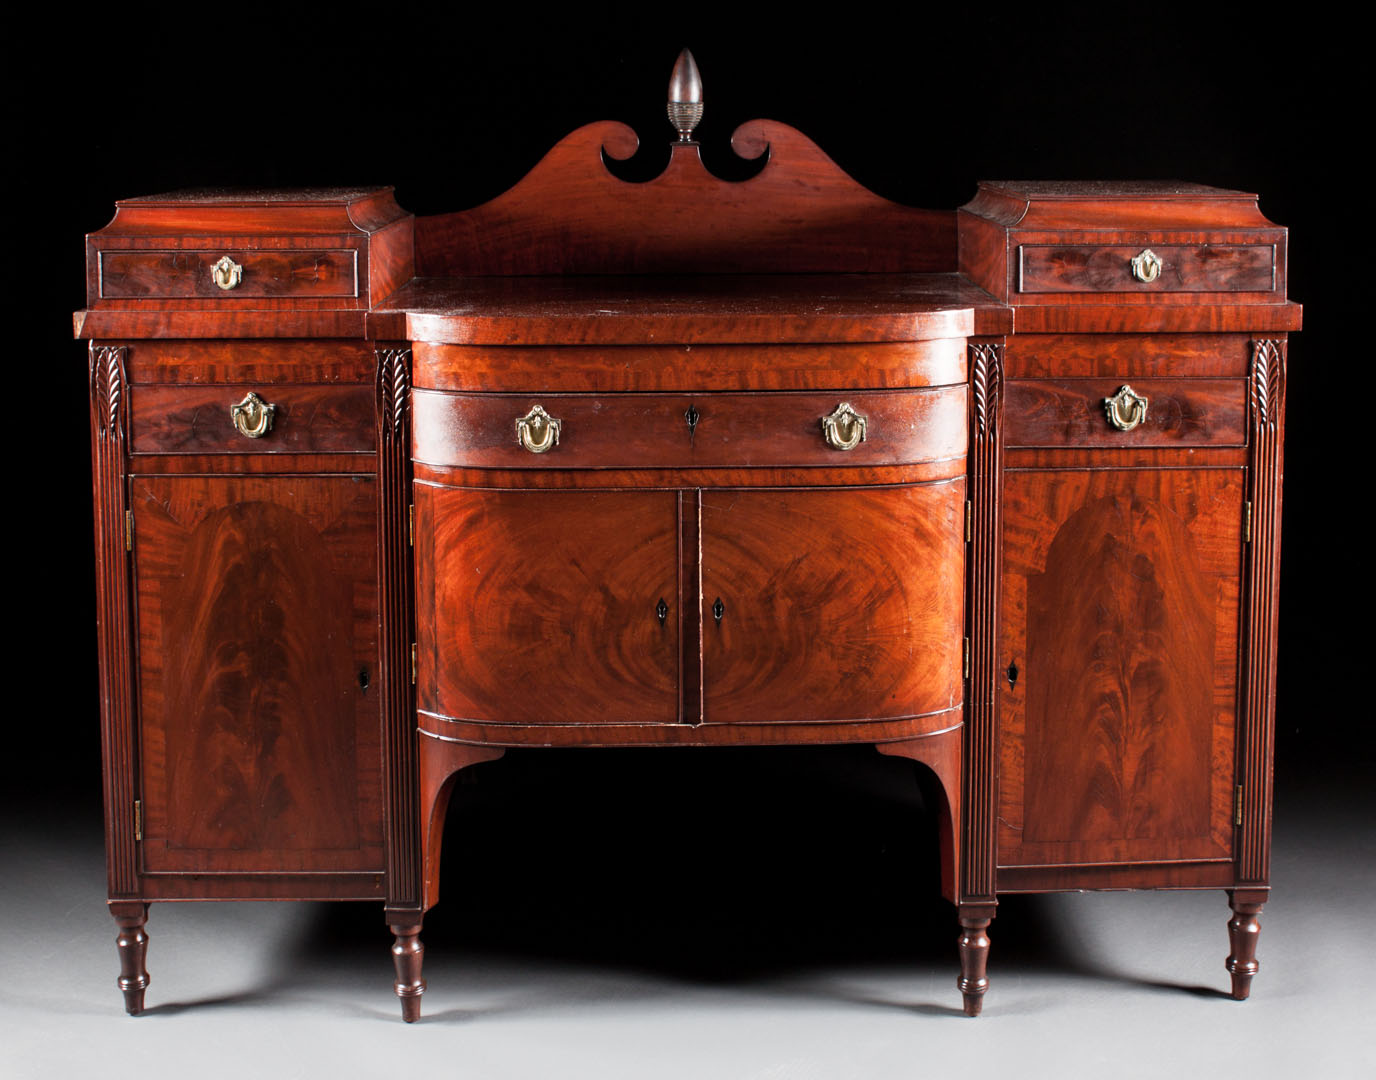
[76,52,1300,1021]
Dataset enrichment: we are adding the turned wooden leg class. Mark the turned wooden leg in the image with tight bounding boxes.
[1226,889,1266,1001]
[110,902,150,1015]
[389,913,425,1022]
[957,904,994,1017]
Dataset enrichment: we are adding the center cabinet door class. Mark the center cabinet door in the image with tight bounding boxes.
[416,487,681,725]
[700,485,966,726]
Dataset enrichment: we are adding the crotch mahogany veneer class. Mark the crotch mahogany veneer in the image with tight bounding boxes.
[76,53,1299,1022]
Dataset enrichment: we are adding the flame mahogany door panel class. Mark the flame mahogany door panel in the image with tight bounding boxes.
[700,484,966,728]
[998,467,1243,869]
[416,486,680,727]
[129,474,384,875]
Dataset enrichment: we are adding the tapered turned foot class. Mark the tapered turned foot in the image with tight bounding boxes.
[390,919,425,1022]
[1226,890,1264,1001]
[957,908,993,1017]
[110,902,150,1015]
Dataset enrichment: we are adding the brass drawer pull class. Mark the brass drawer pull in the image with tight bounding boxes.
[821,402,867,451]
[1130,248,1162,283]
[211,255,243,290]
[229,392,277,439]
[515,404,562,453]
[1103,385,1149,431]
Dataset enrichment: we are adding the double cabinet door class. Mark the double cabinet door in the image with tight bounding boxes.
[414,482,965,730]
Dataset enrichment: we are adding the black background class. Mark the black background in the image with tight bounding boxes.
[5,8,1362,834]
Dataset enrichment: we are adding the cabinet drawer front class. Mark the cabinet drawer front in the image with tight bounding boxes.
[412,388,966,469]
[98,249,358,299]
[1018,244,1274,294]
[130,383,376,454]
[1005,379,1245,448]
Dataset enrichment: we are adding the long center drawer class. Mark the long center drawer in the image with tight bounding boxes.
[410,388,967,470]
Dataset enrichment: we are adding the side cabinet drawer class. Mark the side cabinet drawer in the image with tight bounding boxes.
[1005,378,1246,448]
[130,383,377,454]
[1018,244,1275,294]
[99,249,359,299]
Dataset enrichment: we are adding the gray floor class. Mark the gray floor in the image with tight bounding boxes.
[2,790,1372,1080]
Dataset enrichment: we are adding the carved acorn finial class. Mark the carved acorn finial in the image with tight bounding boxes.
[667,48,703,142]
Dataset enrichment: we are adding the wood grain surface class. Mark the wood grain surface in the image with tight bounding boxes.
[701,484,966,727]
[130,474,382,874]
[1018,244,1274,294]
[131,383,376,454]
[416,487,681,726]
[1004,378,1245,448]
[411,339,968,394]
[998,467,1243,869]
[415,120,954,275]
[99,249,358,299]
[411,388,966,470]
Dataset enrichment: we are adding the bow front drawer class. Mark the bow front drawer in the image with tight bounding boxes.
[1017,244,1275,294]
[98,249,359,300]
[411,388,967,470]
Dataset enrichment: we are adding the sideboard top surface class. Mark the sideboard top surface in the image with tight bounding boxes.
[368,273,997,345]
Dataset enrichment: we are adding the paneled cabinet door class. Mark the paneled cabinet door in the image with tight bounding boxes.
[415,487,681,726]
[700,484,966,726]
[129,475,384,875]
[998,468,1244,869]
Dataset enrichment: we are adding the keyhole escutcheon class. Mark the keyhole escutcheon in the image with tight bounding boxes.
[1007,661,1018,689]
[712,597,724,624]
[656,598,668,627]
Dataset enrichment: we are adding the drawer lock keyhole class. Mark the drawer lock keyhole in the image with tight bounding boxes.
[656,598,668,627]
[712,597,725,624]
[1007,662,1018,690]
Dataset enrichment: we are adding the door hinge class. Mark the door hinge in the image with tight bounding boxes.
[408,503,414,547]
[411,642,417,685]
[125,510,134,552]
[965,500,972,543]
[133,799,143,842]
[1234,785,1244,827]
[1244,501,1252,543]
[963,637,970,679]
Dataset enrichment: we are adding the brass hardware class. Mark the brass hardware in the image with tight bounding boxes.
[411,643,417,685]
[1234,785,1244,827]
[656,598,668,627]
[965,500,972,543]
[667,49,704,142]
[515,404,562,454]
[1244,501,1252,543]
[685,404,700,434]
[821,402,868,451]
[712,597,724,624]
[125,510,133,552]
[1130,248,1162,283]
[1103,385,1149,432]
[408,504,414,547]
[229,392,277,439]
[133,800,143,842]
[211,255,243,290]
[964,637,970,679]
